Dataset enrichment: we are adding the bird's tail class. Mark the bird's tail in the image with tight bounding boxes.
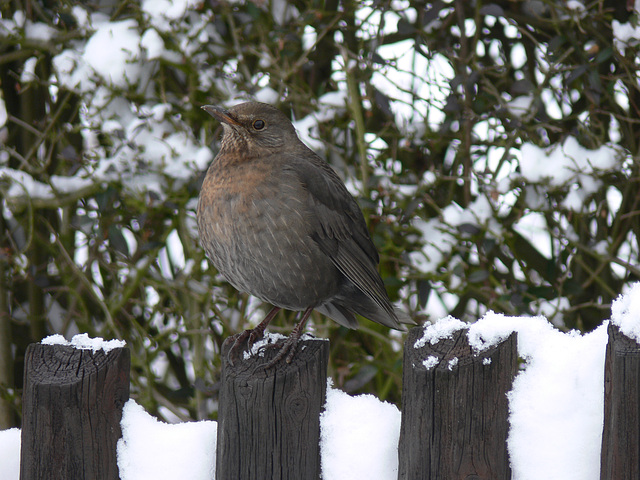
[319,287,416,331]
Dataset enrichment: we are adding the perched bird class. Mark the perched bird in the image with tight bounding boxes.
[197,101,411,365]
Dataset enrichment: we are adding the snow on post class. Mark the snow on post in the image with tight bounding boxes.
[20,334,129,480]
[216,334,329,480]
[601,286,640,480]
[398,319,516,479]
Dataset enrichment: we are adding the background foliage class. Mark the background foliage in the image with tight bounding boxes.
[1,0,638,427]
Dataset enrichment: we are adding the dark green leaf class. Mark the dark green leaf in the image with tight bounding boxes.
[418,279,432,308]
[468,270,489,283]
[480,4,505,17]
[109,226,129,257]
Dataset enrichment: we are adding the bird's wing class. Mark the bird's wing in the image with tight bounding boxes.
[284,151,397,323]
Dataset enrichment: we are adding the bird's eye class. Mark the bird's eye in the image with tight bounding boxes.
[252,119,265,130]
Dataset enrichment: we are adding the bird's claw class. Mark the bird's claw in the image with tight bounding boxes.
[225,327,265,366]
[262,335,301,369]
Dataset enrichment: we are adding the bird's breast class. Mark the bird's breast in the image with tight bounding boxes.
[196,156,340,308]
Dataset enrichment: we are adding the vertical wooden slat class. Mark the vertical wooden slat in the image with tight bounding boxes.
[216,337,329,480]
[20,343,130,480]
[398,326,516,480]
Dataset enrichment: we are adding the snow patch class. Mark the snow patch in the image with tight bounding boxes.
[611,282,640,343]
[0,428,19,480]
[117,400,217,480]
[41,333,126,353]
[320,380,401,480]
[413,315,466,348]
[83,20,143,88]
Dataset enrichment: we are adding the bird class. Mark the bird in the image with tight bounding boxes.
[197,101,412,366]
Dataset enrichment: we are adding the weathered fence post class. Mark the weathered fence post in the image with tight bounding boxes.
[398,326,517,480]
[20,342,130,480]
[216,336,329,480]
[600,323,640,480]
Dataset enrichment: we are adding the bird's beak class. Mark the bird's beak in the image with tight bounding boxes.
[201,105,241,126]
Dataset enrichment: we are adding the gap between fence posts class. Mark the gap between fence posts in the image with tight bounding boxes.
[20,342,130,480]
[216,336,329,480]
[398,326,517,480]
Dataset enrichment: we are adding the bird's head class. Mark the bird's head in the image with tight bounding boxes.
[202,102,300,156]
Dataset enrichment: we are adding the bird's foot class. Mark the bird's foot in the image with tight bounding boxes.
[224,306,282,366]
[224,327,265,366]
[261,305,314,369]
[262,332,303,369]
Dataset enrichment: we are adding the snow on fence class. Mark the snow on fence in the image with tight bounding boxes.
[15,322,640,480]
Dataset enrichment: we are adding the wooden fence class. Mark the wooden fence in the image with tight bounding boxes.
[17,323,638,479]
